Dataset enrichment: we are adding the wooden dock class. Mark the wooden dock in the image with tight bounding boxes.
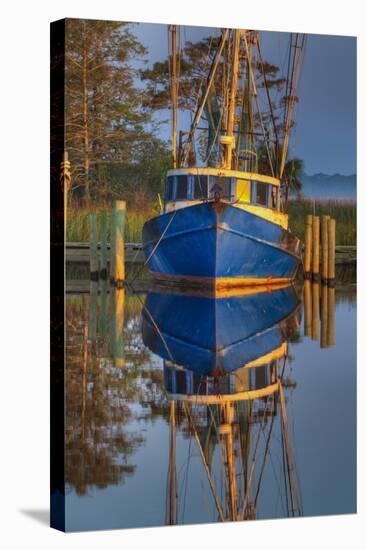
[66,242,144,263]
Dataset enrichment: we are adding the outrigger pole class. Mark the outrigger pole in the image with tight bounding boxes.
[279,33,306,181]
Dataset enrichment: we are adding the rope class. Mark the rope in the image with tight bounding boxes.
[129,210,177,285]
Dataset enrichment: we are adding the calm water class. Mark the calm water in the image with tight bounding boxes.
[64,279,356,531]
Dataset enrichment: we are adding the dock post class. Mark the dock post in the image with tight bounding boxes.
[61,151,71,241]
[304,279,312,337]
[110,207,116,284]
[320,283,328,348]
[328,218,336,284]
[311,281,319,341]
[100,209,108,280]
[321,215,330,282]
[304,215,312,278]
[89,213,99,281]
[312,216,320,280]
[114,200,126,288]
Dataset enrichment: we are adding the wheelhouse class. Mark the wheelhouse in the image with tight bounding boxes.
[164,169,281,211]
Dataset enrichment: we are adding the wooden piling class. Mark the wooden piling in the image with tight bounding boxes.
[328,218,336,283]
[321,215,329,281]
[88,213,99,281]
[304,279,312,337]
[311,281,319,341]
[100,209,108,280]
[327,286,335,347]
[320,283,328,348]
[114,200,126,287]
[312,216,320,279]
[304,215,312,277]
[61,151,71,242]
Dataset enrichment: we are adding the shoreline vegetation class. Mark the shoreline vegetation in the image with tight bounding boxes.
[66,197,356,246]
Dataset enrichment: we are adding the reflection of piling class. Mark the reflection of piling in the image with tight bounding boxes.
[99,279,108,339]
[89,213,99,281]
[328,219,336,284]
[88,281,98,342]
[327,286,335,347]
[321,215,330,281]
[320,283,328,348]
[100,209,108,280]
[304,279,312,337]
[312,216,320,280]
[304,215,312,278]
[311,281,319,341]
[110,201,126,287]
[109,287,125,367]
[110,208,116,284]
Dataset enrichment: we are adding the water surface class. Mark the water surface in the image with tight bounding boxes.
[64,279,356,531]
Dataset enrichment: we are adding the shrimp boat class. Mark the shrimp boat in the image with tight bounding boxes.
[142,29,306,291]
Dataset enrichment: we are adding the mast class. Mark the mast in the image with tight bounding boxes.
[170,25,178,168]
[226,29,241,169]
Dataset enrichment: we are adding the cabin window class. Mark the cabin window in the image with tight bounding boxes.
[252,181,268,206]
[165,177,174,201]
[193,175,208,199]
[175,175,189,200]
[209,176,232,200]
[269,185,278,209]
[236,179,251,203]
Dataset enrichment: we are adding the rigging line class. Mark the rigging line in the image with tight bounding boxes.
[253,396,277,508]
[242,32,275,178]
[129,210,177,285]
[280,398,290,516]
[181,430,192,523]
[256,39,280,176]
[239,396,271,519]
[280,34,305,180]
[267,445,287,517]
[183,402,226,522]
[178,35,214,166]
[279,379,297,515]
[129,288,174,362]
[204,102,224,165]
[182,29,229,166]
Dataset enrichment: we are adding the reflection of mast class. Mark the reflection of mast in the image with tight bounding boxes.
[165,349,302,524]
[167,401,177,525]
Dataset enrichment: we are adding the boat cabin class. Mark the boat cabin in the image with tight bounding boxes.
[164,167,288,229]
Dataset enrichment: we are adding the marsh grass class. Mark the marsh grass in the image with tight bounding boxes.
[288,198,356,245]
[66,202,159,243]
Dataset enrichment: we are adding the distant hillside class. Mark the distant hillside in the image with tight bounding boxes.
[296,173,356,200]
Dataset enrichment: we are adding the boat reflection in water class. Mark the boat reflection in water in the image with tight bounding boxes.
[142,285,303,524]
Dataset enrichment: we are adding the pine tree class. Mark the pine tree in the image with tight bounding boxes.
[65,19,167,204]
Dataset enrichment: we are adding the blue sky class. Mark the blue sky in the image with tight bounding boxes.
[132,23,356,175]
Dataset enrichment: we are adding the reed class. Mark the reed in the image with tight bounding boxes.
[66,202,158,243]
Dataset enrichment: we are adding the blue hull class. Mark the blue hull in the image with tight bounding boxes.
[142,202,301,284]
[142,286,301,376]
